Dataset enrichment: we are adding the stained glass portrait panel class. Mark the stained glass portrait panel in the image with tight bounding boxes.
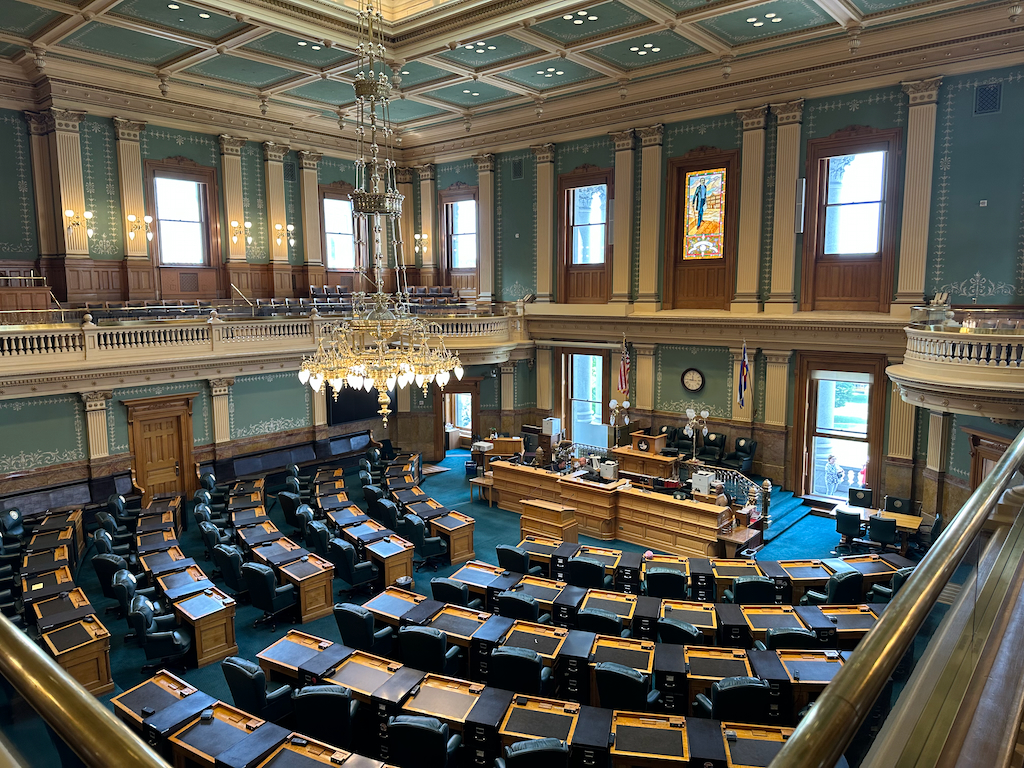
[682,167,726,260]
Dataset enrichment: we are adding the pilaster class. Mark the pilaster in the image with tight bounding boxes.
[536,344,553,412]
[923,409,951,521]
[210,377,234,444]
[636,125,664,310]
[893,78,942,319]
[312,386,328,441]
[733,106,768,312]
[763,351,792,426]
[730,346,756,422]
[531,144,555,302]
[263,141,292,297]
[397,383,412,413]
[113,118,148,259]
[220,135,247,263]
[396,167,416,272]
[81,391,112,460]
[500,362,517,435]
[28,108,89,258]
[609,129,635,304]
[888,378,917,461]
[25,111,58,259]
[298,150,325,288]
[633,343,656,413]
[418,164,438,285]
[474,154,495,307]
[766,101,803,315]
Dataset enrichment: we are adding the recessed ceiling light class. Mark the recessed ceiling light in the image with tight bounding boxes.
[765,12,776,17]
[753,21,763,26]
[475,41,485,45]
[555,70,563,75]
[588,15,597,20]
[464,44,475,49]
[311,45,321,50]
[573,19,584,24]
[471,92,479,96]
[577,10,587,14]
[644,43,653,47]
[629,46,639,51]
[563,14,573,19]
[638,50,647,55]
[746,17,757,22]
[297,41,307,45]
[401,70,410,74]
[463,89,471,93]
[772,17,782,21]
[536,70,545,74]
[652,47,660,52]
[167,3,178,7]
[198,12,210,18]
[547,67,555,71]
[487,45,496,50]
[545,73,552,77]
[476,49,485,53]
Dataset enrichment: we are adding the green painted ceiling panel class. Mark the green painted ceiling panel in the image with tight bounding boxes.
[649,0,708,13]
[112,0,248,39]
[184,54,300,88]
[696,0,834,44]
[435,34,543,68]
[425,81,517,107]
[61,21,198,66]
[846,0,944,15]
[498,58,603,91]
[241,31,354,67]
[283,79,356,106]
[0,42,22,58]
[384,98,446,122]
[530,1,652,44]
[0,0,64,36]
[587,28,706,69]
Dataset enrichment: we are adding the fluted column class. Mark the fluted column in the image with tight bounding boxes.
[532,144,555,302]
[210,378,234,444]
[418,164,438,285]
[733,106,768,312]
[397,383,412,413]
[536,344,553,412]
[763,351,792,426]
[81,391,112,460]
[25,112,58,259]
[636,125,664,310]
[27,108,88,257]
[766,101,803,315]
[474,154,495,307]
[894,78,942,318]
[396,167,415,270]
[609,129,635,304]
[500,362,517,434]
[634,344,656,413]
[922,410,951,520]
[220,135,247,262]
[298,150,325,288]
[888,382,916,461]
[113,118,148,258]
[264,142,292,297]
[730,346,755,423]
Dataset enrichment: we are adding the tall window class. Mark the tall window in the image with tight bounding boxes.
[568,184,607,264]
[567,353,608,448]
[822,152,886,257]
[448,200,478,269]
[145,159,220,268]
[323,197,356,270]
[447,392,472,431]
[809,372,871,500]
[558,167,613,303]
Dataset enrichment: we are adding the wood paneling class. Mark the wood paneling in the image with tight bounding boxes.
[671,261,729,309]
[557,165,612,305]
[64,260,125,303]
[225,263,271,299]
[160,265,221,300]
[126,393,198,506]
[0,287,49,310]
[271,263,296,298]
[125,260,157,300]
[564,265,607,304]
[811,259,884,310]
[450,269,477,296]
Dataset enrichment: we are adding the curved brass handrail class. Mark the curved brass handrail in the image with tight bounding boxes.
[0,613,164,767]
[771,426,1024,768]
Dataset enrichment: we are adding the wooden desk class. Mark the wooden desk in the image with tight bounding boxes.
[719,526,762,558]
[610,712,688,767]
[140,547,194,578]
[112,670,197,732]
[227,492,263,512]
[514,575,567,612]
[317,493,352,512]
[173,588,237,667]
[711,559,764,602]
[469,476,493,507]
[137,511,177,534]
[450,561,506,600]
[475,438,524,472]
[610,446,677,479]
[819,605,879,649]
[834,504,922,555]
[836,554,899,591]
[42,616,113,695]
[778,650,844,712]
[404,499,451,524]
[257,630,335,684]
[341,519,390,551]
[21,545,70,576]
[779,560,834,601]
[429,511,475,565]
[520,499,578,542]
[500,621,568,665]
[36,510,84,560]
[684,647,751,712]
[158,565,215,602]
[26,526,75,555]
[384,474,418,492]
[231,507,269,530]
[365,535,415,589]
[427,605,490,649]
[517,535,564,567]
[721,723,794,768]
[231,478,265,495]
[581,589,637,625]
[325,651,404,703]
[255,737,381,768]
[136,530,178,555]
[392,487,428,507]
[365,587,429,628]
[237,521,285,550]
[499,696,579,749]
[660,601,718,640]
[402,673,484,733]
[590,636,655,677]
[573,545,621,573]
[251,538,309,569]
[616,488,725,558]
[326,505,369,531]
[629,431,668,454]
[559,476,624,540]
[32,587,93,632]
[21,566,74,605]
[169,702,266,768]
[644,555,688,577]
[315,467,346,483]
[279,555,335,622]
[315,480,346,496]
[741,606,809,644]
[490,462,563,514]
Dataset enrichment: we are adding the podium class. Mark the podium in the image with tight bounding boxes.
[630,431,667,454]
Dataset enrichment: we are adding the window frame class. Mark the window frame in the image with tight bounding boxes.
[320,181,361,275]
[557,348,611,445]
[557,165,613,304]
[801,127,901,312]
[438,183,480,284]
[144,158,221,268]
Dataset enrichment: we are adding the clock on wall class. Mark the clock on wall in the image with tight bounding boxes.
[681,368,705,393]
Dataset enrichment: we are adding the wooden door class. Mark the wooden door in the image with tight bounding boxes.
[126,394,198,505]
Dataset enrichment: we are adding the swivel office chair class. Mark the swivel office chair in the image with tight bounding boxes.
[221,656,293,723]
[278,492,303,533]
[644,567,688,600]
[241,562,297,630]
[495,738,569,768]
[333,602,393,654]
[495,591,550,624]
[198,520,231,561]
[566,557,613,590]
[693,676,772,724]
[576,607,630,638]
[868,567,914,603]
[212,544,248,602]
[128,595,192,672]
[404,514,447,571]
[430,578,483,610]
[328,539,378,595]
[397,626,461,675]
[290,685,358,749]
[656,618,702,645]
[723,576,777,605]
[800,569,863,606]
[496,545,543,576]
[487,646,552,697]
[385,716,461,768]
[594,662,661,711]
[305,520,331,558]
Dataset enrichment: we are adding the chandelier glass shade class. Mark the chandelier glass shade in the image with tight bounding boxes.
[298,0,463,426]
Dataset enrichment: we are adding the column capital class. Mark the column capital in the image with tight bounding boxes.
[209,377,235,395]
[771,100,804,126]
[25,108,86,134]
[297,150,321,170]
[633,343,656,357]
[500,362,517,375]
[219,134,247,155]
[609,128,635,151]
[729,346,754,361]
[736,105,768,131]
[902,77,942,106]
[636,124,664,147]
[395,166,415,184]
[417,163,436,181]
[473,153,495,173]
[80,390,112,411]
[537,343,552,351]
[112,117,146,141]
[763,349,793,365]
[262,140,289,162]
[531,143,555,163]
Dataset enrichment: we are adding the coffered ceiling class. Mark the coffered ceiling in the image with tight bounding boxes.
[0,0,1015,154]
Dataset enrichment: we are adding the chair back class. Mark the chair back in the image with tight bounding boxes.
[0,508,24,540]
[91,553,127,599]
[285,476,302,496]
[733,437,756,458]
[594,661,651,711]
[295,505,315,537]
[291,685,355,749]
[644,567,687,599]
[95,511,119,536]
[430,578,471,606]
[306,521,331,557]
[849,487,874,508]
[358,459,373,476]
[868,515,898,546]
[576,607,623,636]
[221,656,268,714]
[241,562,279,612]
[366,447,382,466]
[278,492,302,527]
[566,557,607,589]
[730,576,778,605]
[891,566,914,595]
[193,504,213,526]
[358,470,372,488]
[826,569,864,603]
[329,539,358,582]
[378,499,402,530]
[288,464,302,478]
[488,646,545,696]
[404,515,427,549]
[836,510,863,538]
[659,425,677,442]
[213,545,246,593]
[398,626,450,674]
[711,676,772,722]
[107,494,126,516]
[385,716,450,768]
[127,595,158,640]
[111,569,137,614]
[93,529,115,555]
[363,485,384,506]
[198,520,223,552]
[194,489,213,507]
[763,627,818,650]
[656,618,701,644]
[333,603,377,651]
[496,545,531,574]
[501,738,569,768]
[200,473,217,492]
[884,495,912,513]
[496,591,540,622]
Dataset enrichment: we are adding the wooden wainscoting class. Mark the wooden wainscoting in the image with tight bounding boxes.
[224,263,271,300]
[450,268,478,297]
[125,259,158,300]
[563,264,607,304]
[808,259,886,311]
[64,259,126,303]
[160,265,222,301]
[0,261,50,310]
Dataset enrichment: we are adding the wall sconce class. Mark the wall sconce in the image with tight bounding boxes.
[275,223,296,247]
[413,232,428,256]
[231,220,253,245]
[126,214,153,241]
[64,209,94,238]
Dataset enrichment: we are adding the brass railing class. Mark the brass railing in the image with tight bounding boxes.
[0,613,164,767]
[771,425,1024,767]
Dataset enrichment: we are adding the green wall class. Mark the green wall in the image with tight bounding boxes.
[556,136,613,175]
[759,117,778,301]
[495,150,536,300]
[0,395,85,472]
[240,141,269,263]
[0,109,37,259]
[80,116,124,260]
[435,159,478,192]
[654,344,732,418]
[107,382,212,454]
[229,372,311,439]
[514,359,536,409]
[284,149,304,266]
[947,414,1019,480]
[317,154,355,186]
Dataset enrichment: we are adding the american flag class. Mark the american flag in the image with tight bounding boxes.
[618,338,630,397]
[737,339,749,408]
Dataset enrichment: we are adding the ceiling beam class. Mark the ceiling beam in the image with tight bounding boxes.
[672,24,732,57]
[810,0,863,27]
[160,26,279,74]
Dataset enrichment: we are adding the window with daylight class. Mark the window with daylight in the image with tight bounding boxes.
[323,197,356,270]
[563,351,610,449]
[822,152,886,256]
[144,159,220,268]
[568,183,608,264]
[444,198,478,270]
[558,166,613,303]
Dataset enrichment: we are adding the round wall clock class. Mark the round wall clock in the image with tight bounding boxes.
[681,368,705,393]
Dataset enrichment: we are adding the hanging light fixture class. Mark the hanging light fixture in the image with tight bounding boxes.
[298,0,462,428]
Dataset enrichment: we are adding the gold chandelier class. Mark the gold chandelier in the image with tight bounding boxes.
[298,0,463,426]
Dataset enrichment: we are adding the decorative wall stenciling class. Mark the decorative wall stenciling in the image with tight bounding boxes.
[283,149,304,265]
[556,137,613,174]
[655,345,733,417]
[803,87,906,140]
[436,159,478,191]
[759,116,778,300]
[0,396,85,472]
[0,109,37,257]
[496,150,537,301]
[631,148,642,300]
[81,116,124,259]
[140,125,220,166]
[229,372,311,439]
[317,154,356,186]
[241,142,269,262]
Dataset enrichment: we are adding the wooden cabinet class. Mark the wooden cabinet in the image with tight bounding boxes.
[558,477,624,540]
[490,462,562,513]
[615,487,724,557]
[520,499,579,543]
[611,447,677,478]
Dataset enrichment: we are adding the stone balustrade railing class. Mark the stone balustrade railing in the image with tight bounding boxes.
[905,327,1024,372]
